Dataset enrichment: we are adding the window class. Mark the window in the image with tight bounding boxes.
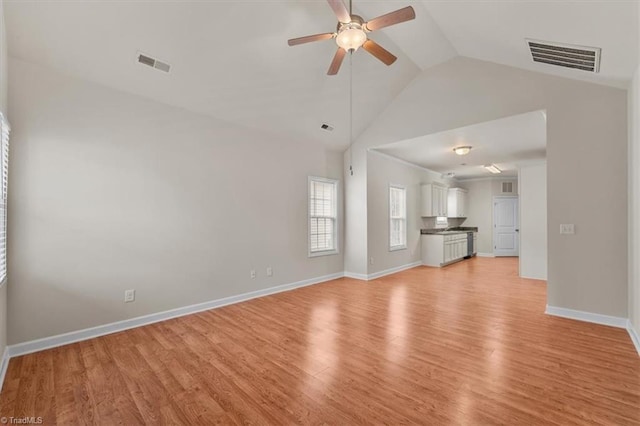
[0,114,9,283]
[308,177,338,256]
[389,185,407,251]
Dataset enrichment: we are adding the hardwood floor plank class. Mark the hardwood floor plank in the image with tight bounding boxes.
[1,257,639,425]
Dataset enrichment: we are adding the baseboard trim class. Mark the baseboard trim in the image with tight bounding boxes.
[627,321,640,356]
[0,347,9,392]
[476,252,494,258]
[7,272,344,359]
[344,271,368,281]
[545,305,628,329]
[367,261,422,280]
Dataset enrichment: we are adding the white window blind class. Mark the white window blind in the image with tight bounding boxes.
[389,185,407,250]
[0,114,9,283]
[309,177,338,256]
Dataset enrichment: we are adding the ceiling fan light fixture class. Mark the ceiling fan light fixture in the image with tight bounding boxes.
[336,23,367,51]
[484,164,502,174]
[453,146,472,156]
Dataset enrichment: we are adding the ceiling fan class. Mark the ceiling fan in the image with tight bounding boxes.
[287,0,416,75]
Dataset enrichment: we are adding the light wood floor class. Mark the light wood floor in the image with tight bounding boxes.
[1,257,639,425]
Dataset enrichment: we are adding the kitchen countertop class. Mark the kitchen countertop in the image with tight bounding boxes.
[421,227,478,235]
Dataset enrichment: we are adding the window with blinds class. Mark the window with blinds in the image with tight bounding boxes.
[389,185,407,251]
[308,177,338,256]
[0,114,9,283]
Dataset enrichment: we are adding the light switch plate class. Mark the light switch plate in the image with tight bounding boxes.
[560,224,575,234]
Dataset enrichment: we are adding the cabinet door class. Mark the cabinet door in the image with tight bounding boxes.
[440,187,447,216]
[458,192,465,217]
[442,188,448,216]
[432,187,440,216]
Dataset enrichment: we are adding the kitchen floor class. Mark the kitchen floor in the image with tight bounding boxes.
[1,257,638,424]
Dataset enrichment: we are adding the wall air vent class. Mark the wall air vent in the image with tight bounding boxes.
[137,52,171,73]
[526,39,601,73]
[502,182,514,194]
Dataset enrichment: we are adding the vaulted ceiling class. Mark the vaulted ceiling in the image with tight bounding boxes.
[4,0,638,151]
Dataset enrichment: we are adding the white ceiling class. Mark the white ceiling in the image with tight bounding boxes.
[4,0,433,150]
[4,1,638,151]
[421,0,638,88]
[372,110,547,179]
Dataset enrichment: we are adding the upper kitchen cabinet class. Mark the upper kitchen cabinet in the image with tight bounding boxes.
[421,183,448,217]
[448,188,468,218]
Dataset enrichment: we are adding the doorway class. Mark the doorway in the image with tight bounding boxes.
[493,196,519,257]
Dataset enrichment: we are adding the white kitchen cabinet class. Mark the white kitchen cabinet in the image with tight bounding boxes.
[421,183,448,217]
[447,188,468,218]
[422,233,468,267]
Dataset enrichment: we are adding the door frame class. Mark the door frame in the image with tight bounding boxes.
[493,195,519,257]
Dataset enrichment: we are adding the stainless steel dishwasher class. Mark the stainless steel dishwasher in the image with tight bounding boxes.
[465,232,474,258]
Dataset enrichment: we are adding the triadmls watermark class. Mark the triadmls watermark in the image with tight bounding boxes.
[0,417,43,425]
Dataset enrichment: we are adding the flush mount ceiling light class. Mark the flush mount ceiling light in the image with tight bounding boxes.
[453,146,472,156]
[484,164,502,174]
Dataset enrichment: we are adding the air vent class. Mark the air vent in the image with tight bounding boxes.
[137,52,171,73]
[526,39,601,73]
[320,123,334,131]
[502,182,514,194]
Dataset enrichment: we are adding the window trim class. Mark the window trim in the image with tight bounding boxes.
[389,184,407,252]
[0,112,9,286]
[308,176,339,258]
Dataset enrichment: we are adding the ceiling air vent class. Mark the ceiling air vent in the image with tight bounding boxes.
[320,123,334,131]
[526,39,601,73]
[137,52,171,73]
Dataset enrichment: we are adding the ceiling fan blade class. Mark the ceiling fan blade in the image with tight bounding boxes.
[327,48,347,75]
[362,40,397,66]
[364,6,416,32]
[327,0,351,23]
[288,33,334,46]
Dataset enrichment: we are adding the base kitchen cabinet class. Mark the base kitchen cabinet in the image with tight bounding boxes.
[422,233,469,267]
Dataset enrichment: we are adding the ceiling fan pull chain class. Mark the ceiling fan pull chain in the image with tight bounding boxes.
[349,50,354,176]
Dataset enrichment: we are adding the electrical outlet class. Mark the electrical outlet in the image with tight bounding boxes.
[370,257,374,265]
[124,289,135,303]
[250,270,256,279]
[266,266,273,277]
[560,224,575,235]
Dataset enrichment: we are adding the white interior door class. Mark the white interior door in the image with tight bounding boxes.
[493,196,519,257]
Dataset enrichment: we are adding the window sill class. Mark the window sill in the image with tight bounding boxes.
[309,249,339,258]
[389,245,407,252]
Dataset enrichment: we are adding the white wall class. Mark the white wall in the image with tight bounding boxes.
[629,4,640,338]
[366,151,452,275]
[345,56,628,318]
[519,164,547,280]
[344,147,368,276]
[460,180,493,255]
[453,178,518,256]
[0,0,7,357]
[7,58,344,344]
